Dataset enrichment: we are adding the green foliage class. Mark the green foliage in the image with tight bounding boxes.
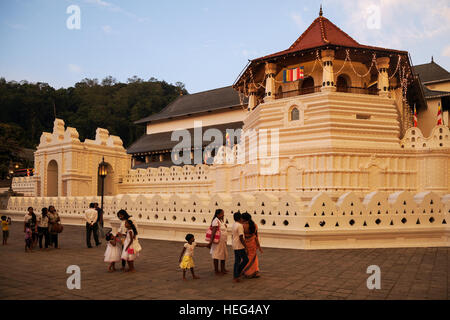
[0,76,188,149]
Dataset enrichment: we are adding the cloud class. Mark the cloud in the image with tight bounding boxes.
[68,64,82,74]
[290,13,304,29]
[4,22,26,30]
[324,0,450,50]
[442,45,450,58]
[84,0,149,23]
[101,25,112,33]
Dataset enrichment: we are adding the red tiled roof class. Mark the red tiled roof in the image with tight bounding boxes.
[253,15,406,62]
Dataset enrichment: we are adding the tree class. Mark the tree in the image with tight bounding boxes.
[0,123,22,179]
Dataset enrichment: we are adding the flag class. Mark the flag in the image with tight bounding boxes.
[225,131,231,147]
[437,102,442,125]
[414,104,417,127]
[204,149,209,164]
[283,66,304,83]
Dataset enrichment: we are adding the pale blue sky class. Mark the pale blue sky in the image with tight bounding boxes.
[1,0,449,93]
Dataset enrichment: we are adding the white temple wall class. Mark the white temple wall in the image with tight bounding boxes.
[3,190,449,249]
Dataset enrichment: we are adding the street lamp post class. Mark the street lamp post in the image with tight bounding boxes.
[98,157,108,213]
[8,169,14,192]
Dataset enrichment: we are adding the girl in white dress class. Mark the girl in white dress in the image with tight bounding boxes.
[116,210,139,271]
[121,220,138,272]
[104,232,121,272]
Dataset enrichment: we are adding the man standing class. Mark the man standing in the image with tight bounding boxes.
[84,203,100,248]
[94,203,104,238]
[232,212,248,283]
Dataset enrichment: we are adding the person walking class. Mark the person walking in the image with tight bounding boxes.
[85,203,101,248]
[48,205,61,249]
[1,216,10,245]
[94,202,104,238]
[121,219,138,272]
[37,208,50,250]
[208,209,229,275]
[116,210,139,271]
[241,212,263,278]
[24,207,38,248]
[232,212,248,283]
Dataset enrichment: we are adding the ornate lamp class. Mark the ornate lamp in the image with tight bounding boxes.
[98,157,108,213]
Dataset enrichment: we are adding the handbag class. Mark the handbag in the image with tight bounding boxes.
[205,221,221,244]
[131,238,142,253]
[51,223,63,233]
[127,248,134,254]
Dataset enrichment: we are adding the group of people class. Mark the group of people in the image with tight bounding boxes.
[23,206,61,252]
[103,209,141,273]
[179,209,263,282]
[7,204,262,281]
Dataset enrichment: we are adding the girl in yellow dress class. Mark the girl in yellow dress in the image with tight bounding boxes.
[179,234,210,280]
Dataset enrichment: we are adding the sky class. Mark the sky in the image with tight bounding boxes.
[0,0,449,94]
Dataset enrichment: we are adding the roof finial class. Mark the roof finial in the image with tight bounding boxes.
[319,4,323,16]
[431,55,434,62]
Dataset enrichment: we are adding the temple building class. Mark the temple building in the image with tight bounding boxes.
[413,58,450,136]
[5,8,450,249]
[128,8,436,168]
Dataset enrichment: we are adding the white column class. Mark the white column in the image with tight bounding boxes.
[248,86,258,111]
[321,49,336,92]
[264,62,277,102]
[377,57,390,97]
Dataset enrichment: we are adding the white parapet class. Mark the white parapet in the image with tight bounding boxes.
[2,191,449,250]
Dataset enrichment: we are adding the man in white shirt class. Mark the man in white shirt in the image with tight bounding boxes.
[232,212,248,283]
[85,203,100,248]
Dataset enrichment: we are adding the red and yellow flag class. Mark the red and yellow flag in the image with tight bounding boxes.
[437,102,442,125]
[414,104,418,127]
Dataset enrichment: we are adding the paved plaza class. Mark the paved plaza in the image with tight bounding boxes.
[0,222,449,300]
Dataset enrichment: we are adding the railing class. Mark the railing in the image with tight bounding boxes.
[337,86,379,95]
[275,86,379,99]
[275,86,321,99]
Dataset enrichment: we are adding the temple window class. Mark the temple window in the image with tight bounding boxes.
[290,107,300,121]
[301,77,315,94]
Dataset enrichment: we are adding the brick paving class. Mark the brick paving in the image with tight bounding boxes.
[0,222,449,300]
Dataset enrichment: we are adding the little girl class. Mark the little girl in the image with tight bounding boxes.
[25,222,32,252]
[179,234,210,280]
[121,220,138,272]
[104,232,121,272]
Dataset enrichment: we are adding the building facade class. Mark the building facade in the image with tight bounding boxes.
[3,11,450,249]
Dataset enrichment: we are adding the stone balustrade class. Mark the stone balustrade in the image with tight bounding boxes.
[118,164,213,194]
[11,177,35,197]
[3,190,449,249]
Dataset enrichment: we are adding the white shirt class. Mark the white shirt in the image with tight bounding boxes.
[37,214,49,228]
[232,222,245,250]
[84,208,98,224]
[183,242,197,257]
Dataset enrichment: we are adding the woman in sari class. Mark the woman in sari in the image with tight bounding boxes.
[241,212,263,278]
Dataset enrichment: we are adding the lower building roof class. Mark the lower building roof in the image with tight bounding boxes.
[127,121,243,154]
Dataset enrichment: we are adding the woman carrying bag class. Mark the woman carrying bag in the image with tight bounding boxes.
[207,209,229,275]
[48,205,62,249]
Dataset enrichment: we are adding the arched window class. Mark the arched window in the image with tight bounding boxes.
[301,77,314,94]
[291,108,299,121]
[336,75,347,92]
[336,75,350,92]
[277,85,283,98]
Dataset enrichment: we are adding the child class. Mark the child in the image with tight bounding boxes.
[104,232,121,272]
[179,234,210,281]
[1,216,10,245]
[25,222,32,252]
[121,220,138,272]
